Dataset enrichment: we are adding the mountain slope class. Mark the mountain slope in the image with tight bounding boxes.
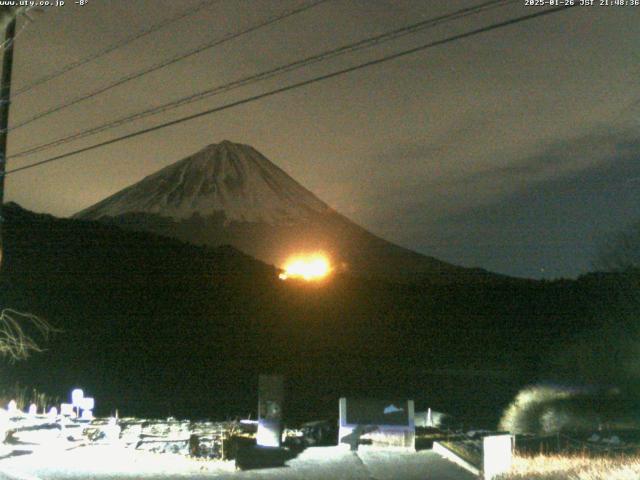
[74,141,495,284]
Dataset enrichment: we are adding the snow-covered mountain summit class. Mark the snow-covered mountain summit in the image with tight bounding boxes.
[75,140,329,224]
[76,140,498,284]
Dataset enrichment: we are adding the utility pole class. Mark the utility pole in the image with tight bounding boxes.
[0,10,17,269]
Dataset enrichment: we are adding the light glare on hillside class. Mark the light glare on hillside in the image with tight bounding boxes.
[279,253,331,281]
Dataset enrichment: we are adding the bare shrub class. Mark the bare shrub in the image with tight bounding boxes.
[500,385,575,434]
[0,308,54,361]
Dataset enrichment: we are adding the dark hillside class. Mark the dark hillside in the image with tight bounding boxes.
[0,203,633,426]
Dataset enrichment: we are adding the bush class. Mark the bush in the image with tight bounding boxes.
[499,385,640,434]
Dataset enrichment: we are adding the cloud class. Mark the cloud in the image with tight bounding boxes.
[420,146,640,278]
[454,128,640,191]
[356,109,640,278]
[363,93,640,214]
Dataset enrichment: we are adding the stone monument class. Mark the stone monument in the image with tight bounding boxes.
[256,374,284,447]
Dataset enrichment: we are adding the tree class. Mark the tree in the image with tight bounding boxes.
[0,308,53,361]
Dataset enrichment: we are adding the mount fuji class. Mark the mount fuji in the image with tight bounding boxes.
[75,140,494,283]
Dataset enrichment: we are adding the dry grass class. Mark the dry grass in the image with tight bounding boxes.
[497,453,640,480]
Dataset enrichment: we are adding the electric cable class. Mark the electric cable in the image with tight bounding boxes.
[2,0,330,133]
[3,5,575,177]
[9,0,517,159]
[10,0,220,97]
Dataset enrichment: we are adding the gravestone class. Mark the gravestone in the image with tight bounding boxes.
[256,375,284,447]
[339,397,415,449]
[60,403,74,417]
[71,389,84,406]
[81,397,94,412]
[71,388,84,417]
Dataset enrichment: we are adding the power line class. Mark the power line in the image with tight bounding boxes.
[10,0,220,98]
[3,0,330,133]
[3,5,575,178]
[10,0,517,160]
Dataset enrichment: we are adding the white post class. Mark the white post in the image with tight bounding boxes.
[483,434,513,480]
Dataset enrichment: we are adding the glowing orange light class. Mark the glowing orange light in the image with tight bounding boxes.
[279,253,331,281]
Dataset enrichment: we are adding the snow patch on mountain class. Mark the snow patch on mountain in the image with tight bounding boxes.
[75,141,329,225]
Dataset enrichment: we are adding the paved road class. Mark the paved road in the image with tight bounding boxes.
[0,445,476,480]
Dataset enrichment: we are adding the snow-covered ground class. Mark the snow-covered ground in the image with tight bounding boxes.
[0,443,234,480]
[0,445,476,480]
[0,413,474,479]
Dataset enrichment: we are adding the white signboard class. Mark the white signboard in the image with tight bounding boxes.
[338,397,415,449]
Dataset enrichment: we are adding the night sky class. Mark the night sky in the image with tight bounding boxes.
[3,0,639,279]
